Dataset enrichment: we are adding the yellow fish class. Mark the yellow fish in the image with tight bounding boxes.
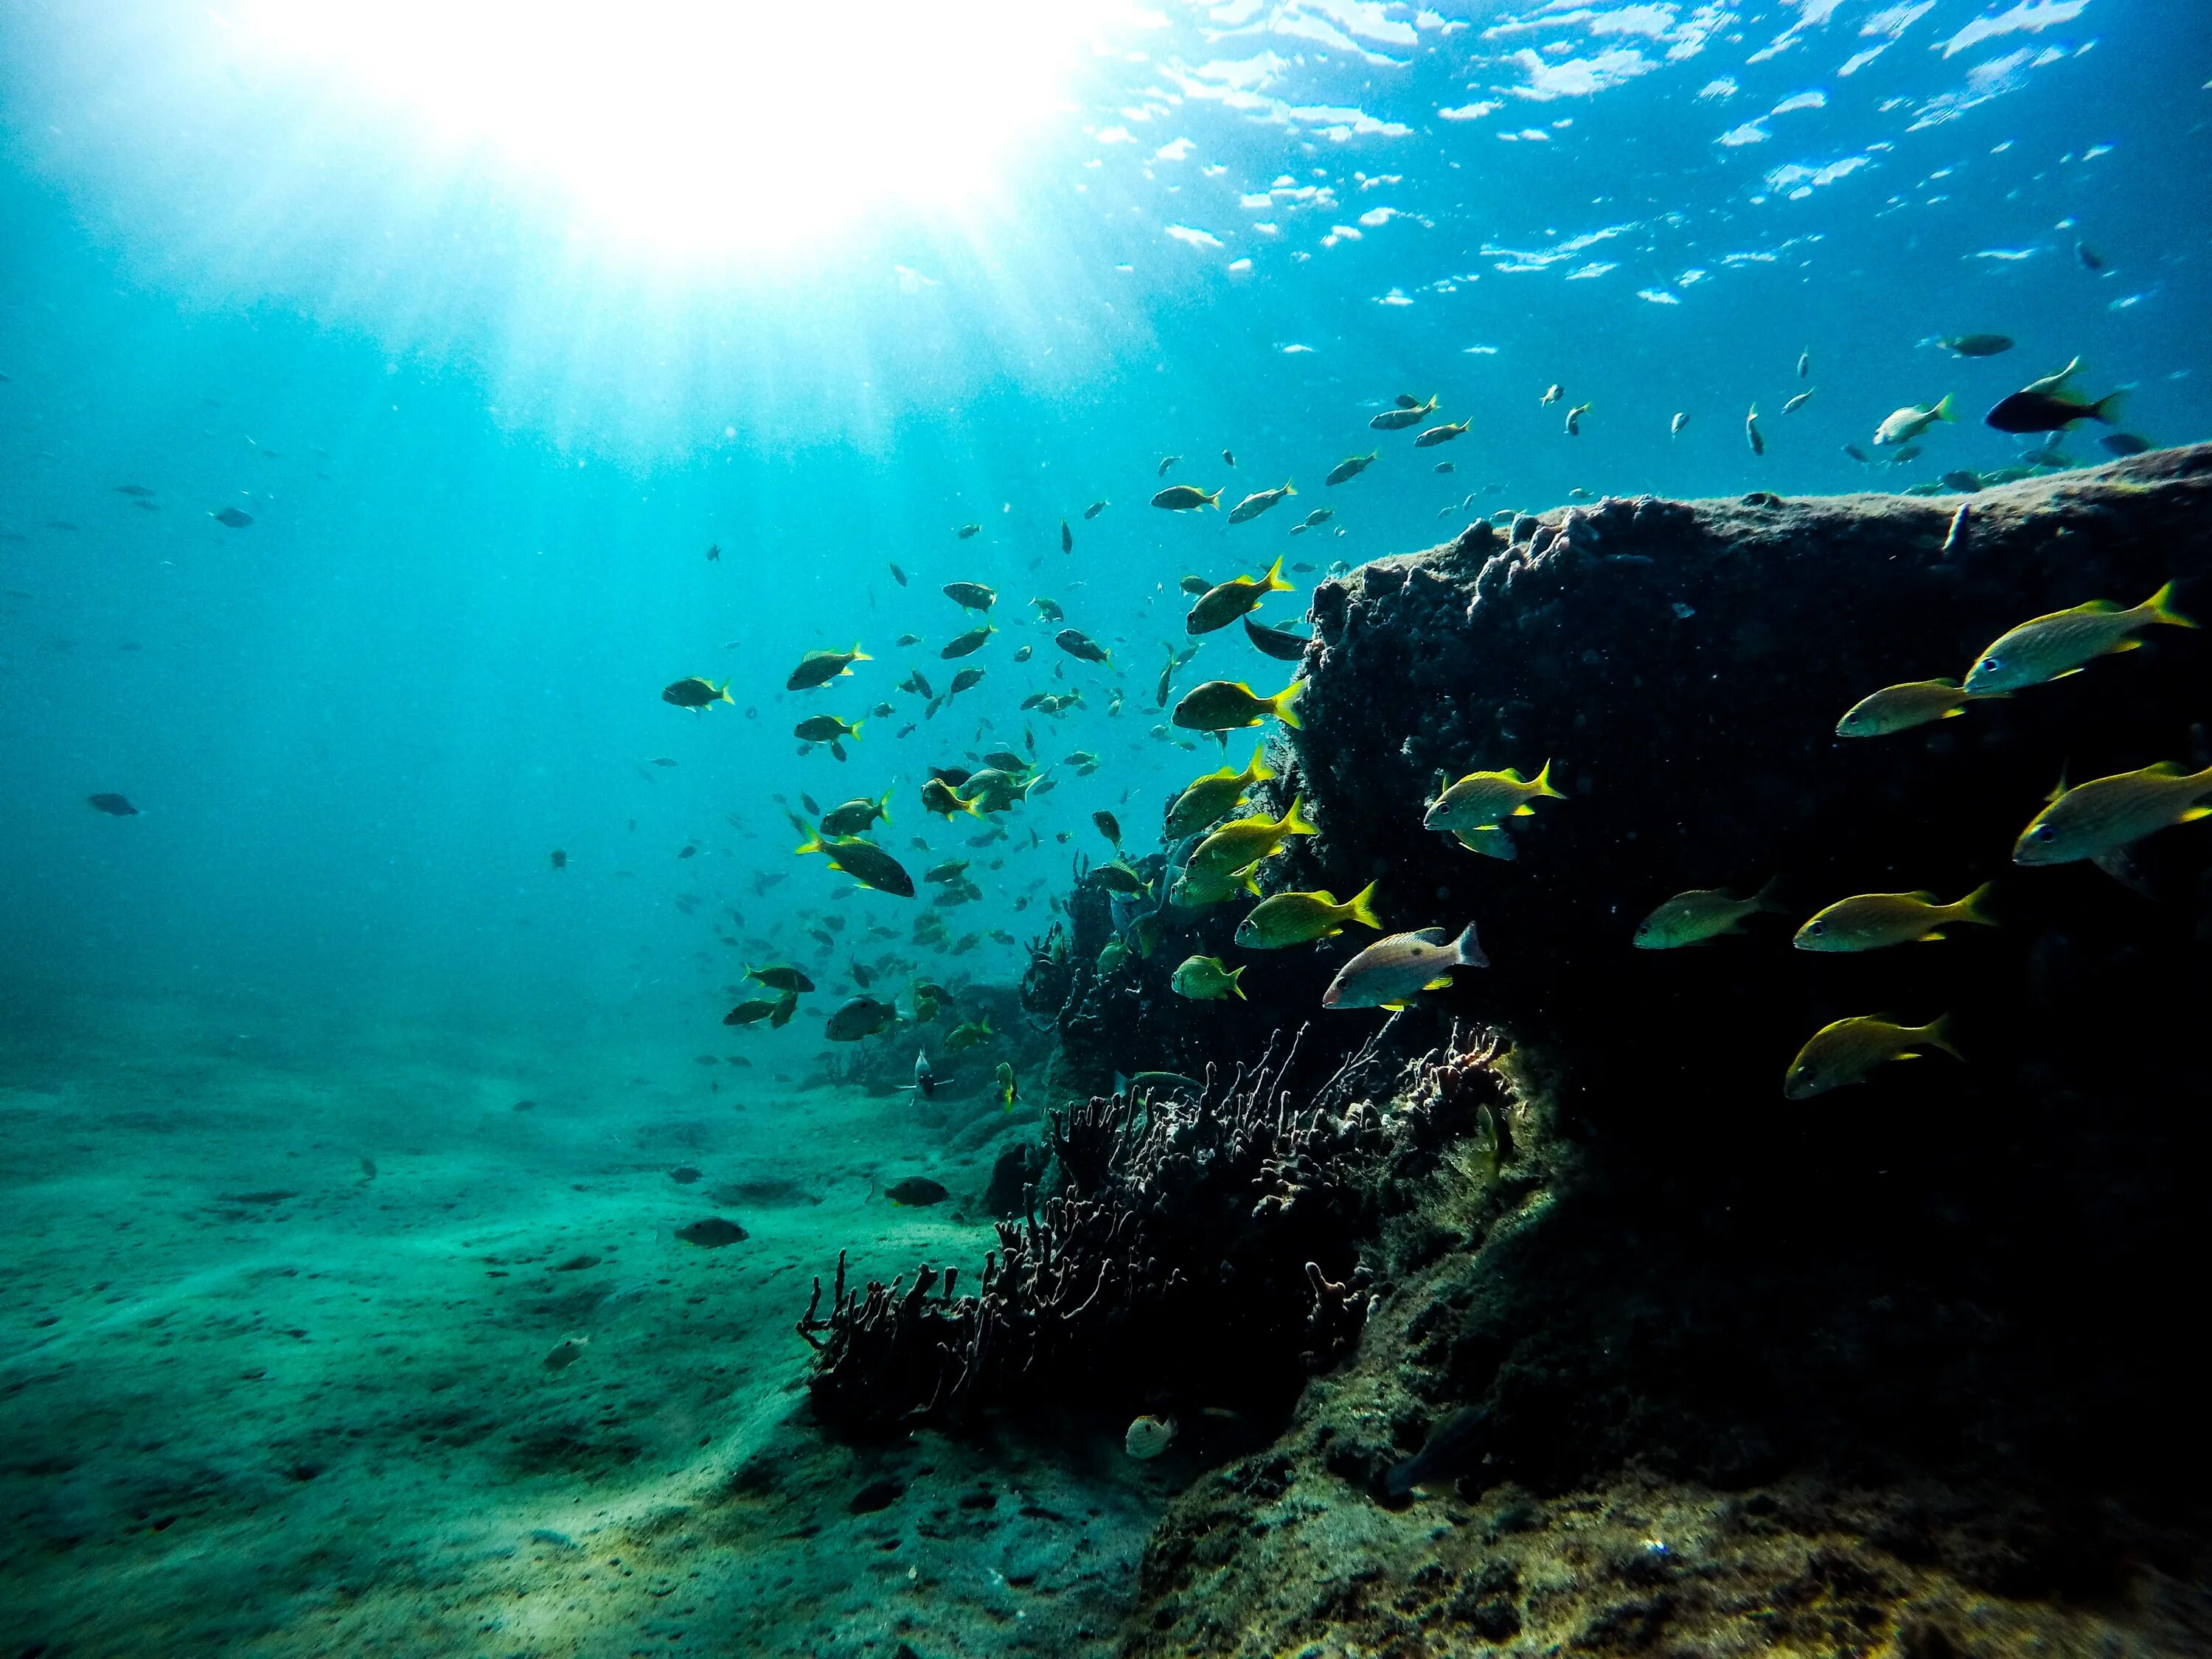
[1172,678,1304,732]
[1423,761,1564,834]
[1784,1015,1959,1099]
[1794,885,1995,951]
[1168,860,1264,908]
[1171,955,1245,1000]
[1186,555,1295,635]
[2014,762,2212,865]
[1835,678,2002,737]
[1234,882,1382,949]
[1165,747,1273,840]
[1632,882,1783,950]
[1963,581,2195,694]
[1190,796,1317,874]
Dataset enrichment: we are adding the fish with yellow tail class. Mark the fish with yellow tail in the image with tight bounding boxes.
[1172,678,1303,732]
[1235,882,1382,949]
[1166,747,1274,838]
[1632,880,1784,949]
[1370,394,1439,431]
[995,1062,1018,1113]
[1187,555,1295,634]
[1874,394,1954,448]
[1961,581,2195,695]
[1784,1015,1959,1099]
[1189,796,1317,875]
[1422,760,1564,835]
[1172,954,1246,1001]
[2013,762,2212,866]
[1414,419,1472,449]
[1836,678,2003,737]
[1795,885,1997,952]
[662,676,734,710]
[793,824,916,897]
[1151,484,1222,512]
[1324,922,1486,1010]
[785,643,870,691]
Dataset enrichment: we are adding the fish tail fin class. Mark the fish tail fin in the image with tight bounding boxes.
[794,823,824,855]
[1954,882,2000,928]
[717,681,735,703]
[1272,681,1304,729]
[849,721,863,740]
[1229,966,1247,1000]
[1451,920,1488,969]
[1283,480,1297,499]
[852,643,872,663]
[1932,392,1955,423]
[1262,554,1290,592]
[1205,488,1223,507]
[2141,580,2197,630]
[1532,758,1566,799]
[2090,389,2127,425]
[1425,394,1439,412]
[1753,875,1787,913]
[1281,795,1318,836]
[878,787,893,823]
[1248,745,1276,784]
[1920,1014,1962,1060]
[1346,880,1382,929]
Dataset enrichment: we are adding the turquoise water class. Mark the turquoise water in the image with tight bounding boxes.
[2,1,2207,1652]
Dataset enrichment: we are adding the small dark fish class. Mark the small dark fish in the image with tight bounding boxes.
[825,995,900,1041]
[1935,333,2013,358]
[1326,451,1380,486]
[649,757,679,767]
[948,667,984,696]
[1940,470,1981,493]
[1157,455,1180,476]
[669,1165,702,1183]
[1985,388,2123,435]
[888,562,906,585]
[677,845,698,859]
[664,676,734,709]
[2098,432,2152,457]
[1060,520,1073,553]
[956,523,981,539]
[550,848,567,869]
[1222,448,1236,467]
[1055,627,1111,665]
[1242,616,1310,661]
[88,793,139,816]
[209,506,253,528]
[1382,1407,1492,1500]
[1843,444,1871,464]
[113,484,156,498]
[1083,500,1108,519]
[1093,810,1121,847]
[885,1177,950,1207]
[2075,240,2106,272]
[942,623,997,658]
[706,543,720,562]
[1745,406,1764,456]
[674,1217,749,1248]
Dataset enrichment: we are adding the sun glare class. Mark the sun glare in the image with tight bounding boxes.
[226,1,1107,257]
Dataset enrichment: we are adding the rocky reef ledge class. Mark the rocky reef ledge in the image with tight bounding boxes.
[835,450,2212,1657]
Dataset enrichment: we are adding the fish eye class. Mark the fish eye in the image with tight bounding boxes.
[2034,825,2056,842]
[1806,922,1824,935]
[1978,656,1999,674]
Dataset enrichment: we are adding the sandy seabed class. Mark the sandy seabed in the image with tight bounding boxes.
[0,992,1174,1658]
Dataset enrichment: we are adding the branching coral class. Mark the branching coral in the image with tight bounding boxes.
[798,1027,1495,1433]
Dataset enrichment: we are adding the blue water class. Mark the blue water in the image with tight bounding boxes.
[0,4,2206,1645]
[4,1,2206,1032]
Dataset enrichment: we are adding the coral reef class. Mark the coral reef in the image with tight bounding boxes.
[799,1026,1514,1436]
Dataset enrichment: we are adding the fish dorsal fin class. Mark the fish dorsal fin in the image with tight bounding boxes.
[2073,599,2123,613]
[1500,767,1526,783]
[2147,760,2187,776]
[1410,927,1447,945]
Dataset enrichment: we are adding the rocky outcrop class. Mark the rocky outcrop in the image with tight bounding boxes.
[1102,449,2212,1656]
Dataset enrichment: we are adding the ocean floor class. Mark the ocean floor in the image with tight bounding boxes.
[0,992,1176,1658]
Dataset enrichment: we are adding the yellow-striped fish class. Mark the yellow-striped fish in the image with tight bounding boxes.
[2014,762,2212,865]
[1784,1015,1958,1099]
[1963,581,2195,694]
[1835,678,2002,738]
[1794,885,1995,951]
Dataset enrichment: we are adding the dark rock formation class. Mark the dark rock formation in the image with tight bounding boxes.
[1113,449,2212,1655]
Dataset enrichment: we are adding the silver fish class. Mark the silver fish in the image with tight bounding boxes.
[1321,922,1485,1010]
